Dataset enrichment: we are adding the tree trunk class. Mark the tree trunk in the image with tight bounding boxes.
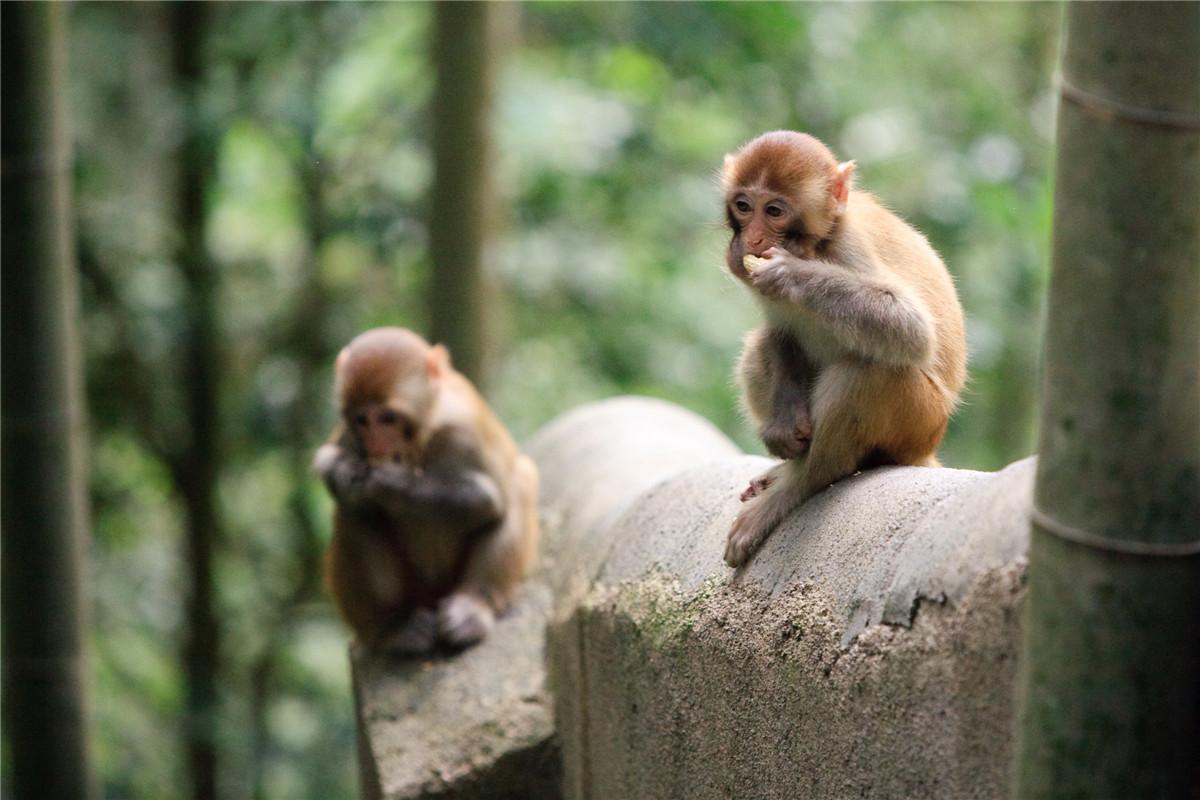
[0,3,98,799]
[1015,3,1200,798]
[169,4,223,799]
[427,1,513,388]
[249,11,331,796]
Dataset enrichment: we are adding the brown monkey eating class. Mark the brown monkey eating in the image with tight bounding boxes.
[721,130,967,567]
[313,327,539,654]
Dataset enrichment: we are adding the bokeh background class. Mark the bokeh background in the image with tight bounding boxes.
[68,3,1059,797]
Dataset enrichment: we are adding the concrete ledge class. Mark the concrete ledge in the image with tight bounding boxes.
[550,452,1035,800]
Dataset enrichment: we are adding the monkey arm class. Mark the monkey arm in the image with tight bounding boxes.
[752,252,935,367]
[314,439,501,530]
[364,464,505,531]
[361,421,507,529]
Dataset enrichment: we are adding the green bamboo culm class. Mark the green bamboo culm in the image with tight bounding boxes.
[1014,3,1200,799]
[0,3,98,800]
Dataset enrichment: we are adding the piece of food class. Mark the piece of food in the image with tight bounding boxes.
[743,254,769,274]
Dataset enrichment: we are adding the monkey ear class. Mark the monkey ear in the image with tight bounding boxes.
[719,153,737,190]
[426,344,450,379]
[333,348,350,395]
[833,160,856,213]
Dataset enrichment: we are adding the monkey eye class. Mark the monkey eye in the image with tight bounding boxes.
[734,199,752,214]
[378,409,399,426]
[765,203,786,218]
[352,412,369,427]
[401,420,417,441]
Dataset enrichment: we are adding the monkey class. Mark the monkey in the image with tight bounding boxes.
[312,327,539,654]
[721,130,967,567]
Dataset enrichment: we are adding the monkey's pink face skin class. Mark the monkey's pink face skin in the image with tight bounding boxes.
[727,188,797,257]
[348,403,418,464]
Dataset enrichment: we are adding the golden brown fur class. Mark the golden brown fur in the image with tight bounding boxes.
[315,327,538,653]
[722,131,966,567]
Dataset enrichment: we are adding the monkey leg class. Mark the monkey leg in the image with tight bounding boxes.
[725,461,799,567]
[325,513,409,650]
[739,327,814,461]
[438,455,540,648]
[725,363,948,568]
[726,392,865,568]
[737,326,775,427]
[761,329,816,459]
[737,327,815,510]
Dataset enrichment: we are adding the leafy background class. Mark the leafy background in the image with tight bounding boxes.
[69,3,1059,797]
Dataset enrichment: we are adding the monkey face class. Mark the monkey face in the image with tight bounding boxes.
[348,402,420,466]
[728,189,797,257]
[721,131,856,269]
[726,187,825,261]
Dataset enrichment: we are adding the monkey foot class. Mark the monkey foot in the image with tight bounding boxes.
[437,593,495,649]
[725,496,777,567]
[379,608,437,656]
[724,512,766,568]
[726,480,792,567]
[740,475,775,502]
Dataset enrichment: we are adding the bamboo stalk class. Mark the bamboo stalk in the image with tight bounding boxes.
[427,1,514,389]
[167,4,223,799]
[1014,3,1200,797]
[0,3,98,799]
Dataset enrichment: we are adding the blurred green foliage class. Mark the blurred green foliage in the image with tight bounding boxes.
[69,3,1059,798]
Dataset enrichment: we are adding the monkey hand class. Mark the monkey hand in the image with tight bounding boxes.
[318,445,373,507]
[747,246,807,300]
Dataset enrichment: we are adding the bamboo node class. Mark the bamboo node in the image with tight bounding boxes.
[1059,77,1200,132]
[1030,505,1200,557]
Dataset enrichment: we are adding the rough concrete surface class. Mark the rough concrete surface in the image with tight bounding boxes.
[525,395,743,611]
[550,453,1036,800]
[353,397,741,799]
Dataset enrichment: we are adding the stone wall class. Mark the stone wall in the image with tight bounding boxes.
[353,396,1033,799]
